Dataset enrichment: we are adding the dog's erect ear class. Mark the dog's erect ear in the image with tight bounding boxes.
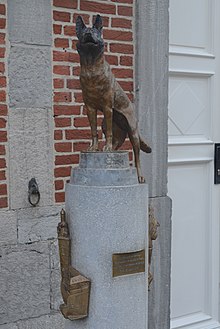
[76,16,86,38]
[93,14,103,31]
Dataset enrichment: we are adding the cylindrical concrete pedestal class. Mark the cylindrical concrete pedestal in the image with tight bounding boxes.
[65,151,148,329]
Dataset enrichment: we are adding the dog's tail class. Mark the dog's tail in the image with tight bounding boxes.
[140,136,152,153]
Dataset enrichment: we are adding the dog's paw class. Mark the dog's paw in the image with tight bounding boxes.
[88,144,99,152]
[146,146,152,153]
[138,176,145,184]
[103,144,113,152]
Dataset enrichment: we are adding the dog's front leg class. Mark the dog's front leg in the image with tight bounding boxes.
[103,107,113,151]
[87,106,99,151]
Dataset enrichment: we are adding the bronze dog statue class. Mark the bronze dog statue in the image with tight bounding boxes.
[76,15,151,183]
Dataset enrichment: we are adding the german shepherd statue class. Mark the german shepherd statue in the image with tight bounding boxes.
[76,14,151,183]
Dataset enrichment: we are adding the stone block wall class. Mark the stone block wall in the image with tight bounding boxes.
[0,1,65,328]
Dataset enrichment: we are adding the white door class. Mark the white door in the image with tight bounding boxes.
[168,1,220,328]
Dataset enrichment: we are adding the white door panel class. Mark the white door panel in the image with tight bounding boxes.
[169,0,220,328]
[169,162,210,317]
[169,74,211,138]
[169,0,213,55]
[169,160,215,327]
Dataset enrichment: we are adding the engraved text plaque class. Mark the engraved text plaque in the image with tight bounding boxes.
[112,249,145,277]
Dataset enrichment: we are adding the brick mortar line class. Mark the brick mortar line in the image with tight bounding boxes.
[55,31,134,37]
[53,6,133,13]
[53,75,134,80]
[53,62,79,65]
[54,114,96,118]
[53,11,133,17]
[52,88,132,91]
[52,55,134,61]
[53,22,133,30]
[54,79,134,82]
[73,114,104,118]
[75,0,133,4]
[53,40,135,46]
[52,77,133,81]
[55,127,101,131]
[53,24,133,32]
[53,66,134,72]
[55,140,99,143]
[53,82,134,89]
[54,103,82,106]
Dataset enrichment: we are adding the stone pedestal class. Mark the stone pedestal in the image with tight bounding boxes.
[65,151,148,329]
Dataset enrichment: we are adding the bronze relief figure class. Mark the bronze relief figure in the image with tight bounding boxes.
[57,209,91,320]
[76,15,152,183]
[148,206,160,288]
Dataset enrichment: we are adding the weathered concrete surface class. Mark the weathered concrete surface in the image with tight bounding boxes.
[0,242,50,324]
[148,196,172,329]
[0,211,17,245]
[9,46,51,109]
[136,0,169,198]
[65,152,148,329]
[8,0,53,213]
[136,1,171,329]
[0,323,18,329]
[50,240,63,311]
[17,313,65,329]
[8,108,53,209]
[0,314,65,329]
[8,0,51,46]
[72,151,138,186]
[17,205,61,220]
[2,0,58,328]
[0,323,17,329]
[17,206,61,244]
[0,206,64,326]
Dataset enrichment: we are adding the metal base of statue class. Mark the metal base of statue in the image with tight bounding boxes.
[64,151,148,329]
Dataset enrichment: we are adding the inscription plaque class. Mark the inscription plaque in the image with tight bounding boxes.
[112,249,145,277]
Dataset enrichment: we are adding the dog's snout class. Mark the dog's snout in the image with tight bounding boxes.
[85,32,91,37]
[83,31,96,44]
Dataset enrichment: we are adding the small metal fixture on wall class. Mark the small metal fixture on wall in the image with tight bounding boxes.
[28,178,40,206]
[148,206,160,289]
[57,209,91,320]
[214,143,220,184]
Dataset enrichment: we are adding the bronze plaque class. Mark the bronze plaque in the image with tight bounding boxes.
[112,249,145,277]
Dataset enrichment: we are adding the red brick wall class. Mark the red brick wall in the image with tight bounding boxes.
[0,1,7,208]
[53,0,134,203]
